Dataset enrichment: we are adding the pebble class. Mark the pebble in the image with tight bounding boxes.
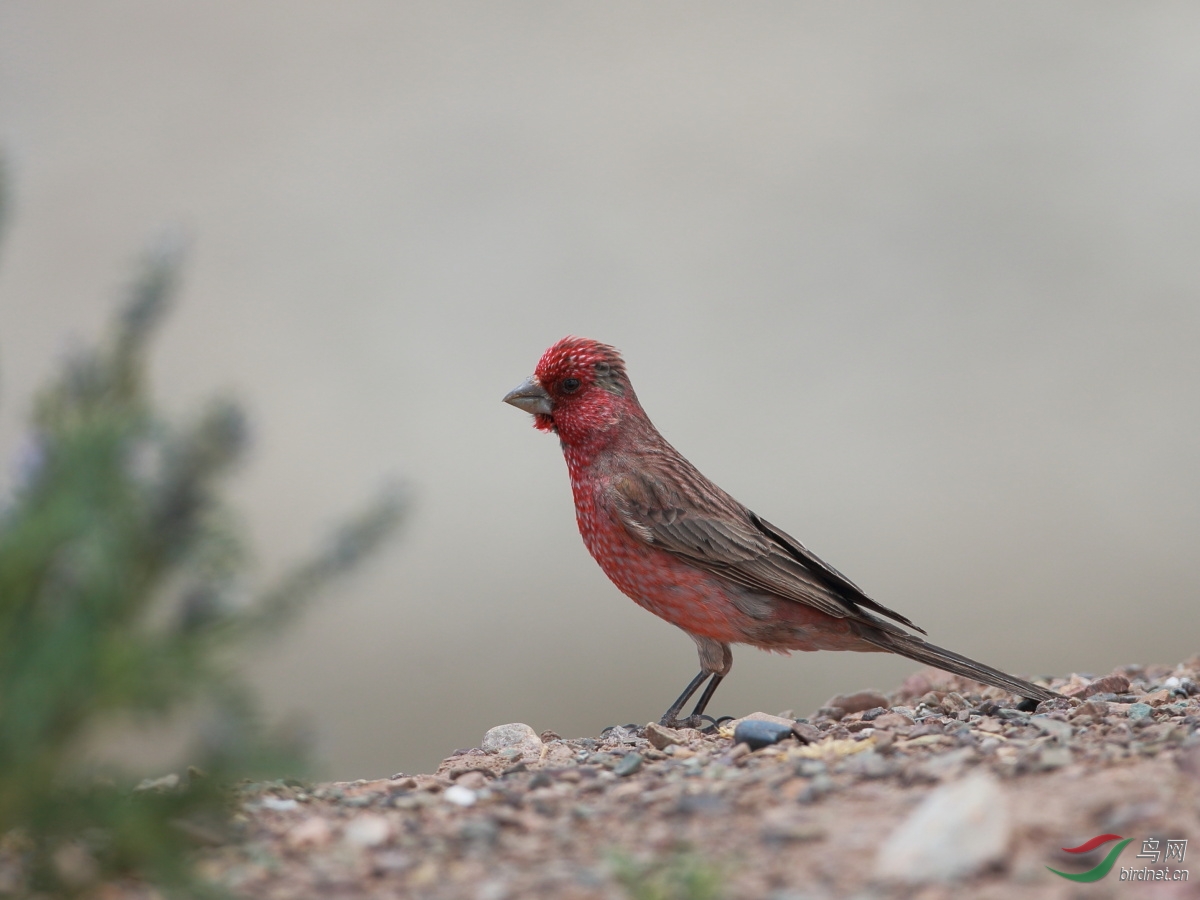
[454,770,490,790]
[1176,678,1197,697]
[1128,703,1154,721]
[734,719,795,751]
[791,722,823,744]
[443,785,477,807]
[731,711,796,729]
[599,724,641,744]
[1036,745,1072,770]
[872,731,896,753]
[643,722,683,750]
[826,691,890,714]
[1070,700,1108,720]
[344,813,392,848]
[1036,697,1074,713]
[544,743,576,763]
[1068,673,1130,698]
[870,712,914,732]
[613,752,643,776]
[481,723,543,759]
[1030,716,1072,743]
[875,772,1010,883]
[996,708,1028,721]
[259,796,299,812]
[939,692,970,713]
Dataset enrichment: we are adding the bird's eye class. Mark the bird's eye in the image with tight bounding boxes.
[561,378,581,394]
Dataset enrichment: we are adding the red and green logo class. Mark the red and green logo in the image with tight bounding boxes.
[1047,834,1133,882]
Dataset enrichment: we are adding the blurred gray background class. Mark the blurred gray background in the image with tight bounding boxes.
[1,3,1197,779]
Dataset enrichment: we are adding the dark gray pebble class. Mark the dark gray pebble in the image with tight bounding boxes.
[1128,703,1154,720]
[997,708,1030,721]
[734,719,795,750]
[613,752,643,776]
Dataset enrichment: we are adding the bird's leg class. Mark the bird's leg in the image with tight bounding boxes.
[688,672,725,720]
[658,670,711,728]
[659,637,734,730]
[667,673,729,732]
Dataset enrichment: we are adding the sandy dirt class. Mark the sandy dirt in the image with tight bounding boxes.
[189,660,1200,899]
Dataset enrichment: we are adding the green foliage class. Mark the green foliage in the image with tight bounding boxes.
[0,205,403,894]
[612,849,725,900]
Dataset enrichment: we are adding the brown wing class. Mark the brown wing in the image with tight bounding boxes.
[610,468,925,634]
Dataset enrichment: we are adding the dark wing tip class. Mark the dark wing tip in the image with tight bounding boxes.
[748,512,927,634]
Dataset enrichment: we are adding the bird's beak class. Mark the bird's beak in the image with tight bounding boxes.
[503,376,553,416]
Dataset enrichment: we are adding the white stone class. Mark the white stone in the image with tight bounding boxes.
[344,813,392,848]
[443,784,477,807]
[481,723,543,759]
[875,772,1011,883]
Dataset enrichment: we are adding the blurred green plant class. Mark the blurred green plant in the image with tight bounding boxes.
[611,849,724,900]
[0,171,404,895]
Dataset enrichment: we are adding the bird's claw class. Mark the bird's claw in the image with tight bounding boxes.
[696,714,735,734]
[658,713,733,733]
[658,713,700,730]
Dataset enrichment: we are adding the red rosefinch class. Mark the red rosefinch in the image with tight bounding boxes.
[504,336,1059,727]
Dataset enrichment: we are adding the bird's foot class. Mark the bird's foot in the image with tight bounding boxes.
[658,712,699,730]
[658,713,734,733]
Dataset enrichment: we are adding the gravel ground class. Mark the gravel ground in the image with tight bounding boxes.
[202,659,1200,900]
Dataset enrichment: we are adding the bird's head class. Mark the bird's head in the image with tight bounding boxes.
[503,336,641,448]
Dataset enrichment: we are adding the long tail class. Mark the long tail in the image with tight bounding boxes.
[853,622,1061,703]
